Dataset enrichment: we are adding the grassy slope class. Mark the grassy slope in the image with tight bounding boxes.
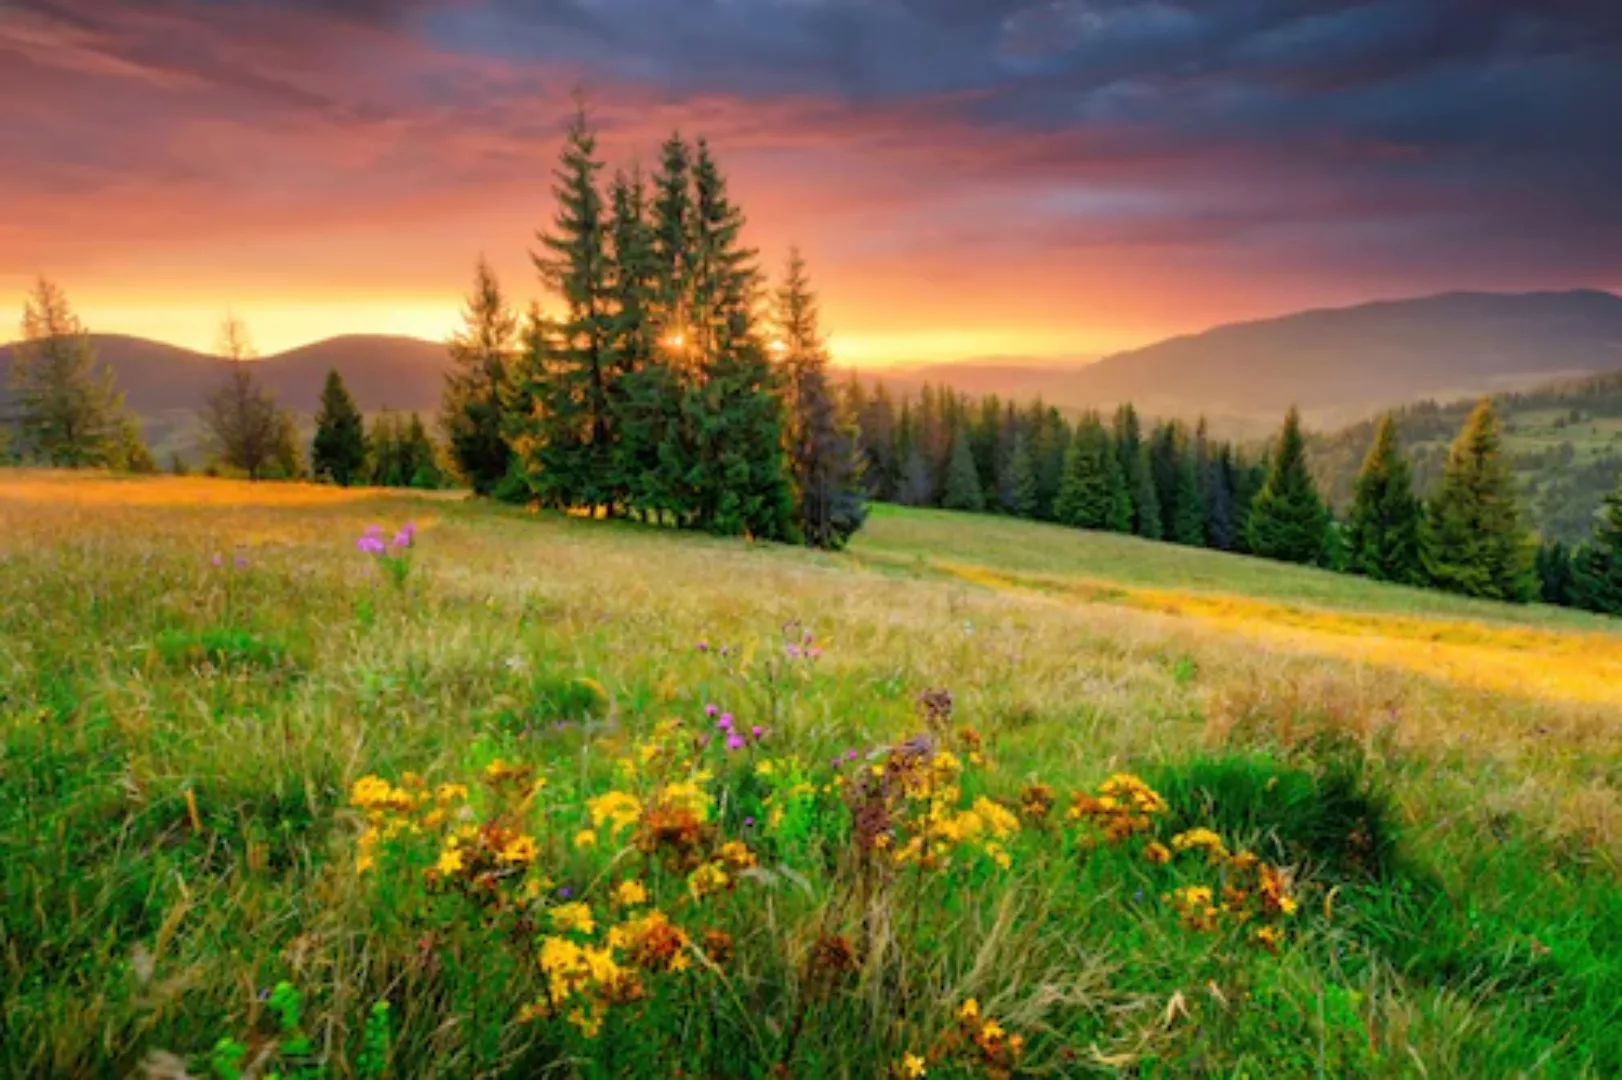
[1,472,1618,1078]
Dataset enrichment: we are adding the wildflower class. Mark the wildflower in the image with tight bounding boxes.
[900,1052,927,1078]
[973,797,1021,839]
[755,760,774,777]
[701,928,734,966]
[614,880,648,907]
[957,998,980,1023]
[1254,925,1285,951]
[744,816,755,828]
[550,902,597,935]
[435,847,464,875]
[1019,783,1055,821]
[210,553,223,567]
[750,725,765,739]
[718,712,734,729]
[983,842,1012,870]
[574,829,597,850]
[807,647,823,660]
[356,535,386,556]
[233,554,248,569]
[567,1005,604,1039]
[697,640,710,652]
[845,749,859,761]
[435,783,468,804]
[705,703,719,717]
[588,791,643,836]
[392,529,412,549]
[716,840,757,870]
[786,644,801,658]
[558,886,573,899]
[688,862,729,901]
[1171,827,1229,862]
[500,834,539,864]
[807,935,857,984]
[725,734,745,752]
[1144,841,1171,865]
[611,910,691,973]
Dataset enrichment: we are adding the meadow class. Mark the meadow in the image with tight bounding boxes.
[2,471,1618,1078]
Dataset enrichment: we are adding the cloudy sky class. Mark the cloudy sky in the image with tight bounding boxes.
[2,0,1619,362]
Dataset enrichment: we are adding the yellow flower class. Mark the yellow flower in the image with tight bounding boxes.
[972,797,1020,839]
[755,760,775,777]
[500,834,539,864]
[900,1052,927,1078]
[688,862,730,901]
[716,840,757,870]
[435,783,468,804]
[1171,828,1229,862]
[983,842,1012,870]
[957,998,980,1023]
[551,902,597,935]
[614,879,648,907]
[980,1020,1006,1042]
[567,1005,604,1039]
[574,829,598,850]
[435,847,464,875]
[588,791,643,836]
[1143,841,1171,865]
[1254,925,1285,951]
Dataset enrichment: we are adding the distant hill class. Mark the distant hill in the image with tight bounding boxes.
[1310,369,1622,544]
[0,333,451,462]
[860,290,1622,435]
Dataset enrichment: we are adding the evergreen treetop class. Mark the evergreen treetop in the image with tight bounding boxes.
[1424,398,1535,602]
[1245,406,1328,565]
[1344,413,1426,584]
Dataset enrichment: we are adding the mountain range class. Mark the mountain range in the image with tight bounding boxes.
[4,289,1622,456]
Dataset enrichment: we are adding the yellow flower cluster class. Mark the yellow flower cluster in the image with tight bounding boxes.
[1163,842,1299,943]
[1067,772,1167,841]
[903,998,1025,1080]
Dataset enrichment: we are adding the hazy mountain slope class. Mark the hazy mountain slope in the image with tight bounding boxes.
[1310,370,1622,543]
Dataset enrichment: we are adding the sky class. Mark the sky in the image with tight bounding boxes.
[2,0,1620,365]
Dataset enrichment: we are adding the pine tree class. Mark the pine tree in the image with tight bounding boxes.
[1425,399,1535,601]
[1569,476,1622,614]
[1054,414,1120,529]
[1246,407,1329,565]
[774,248,866,549]
[10,277,126,466]
[1032,404,1070,521]
[1008,429,1039,518]
[312,369,367,486]
[1206,445,1238,550]
[525,104,614,511]
[1132,445,1162,540]
[1344,413,1425,584]
[201,316,287,481]
[442,257,518,495]
[403,413,443,489]
[1171,447,1205,546]
[853,378,900,501]
[267,410,305,481]
[1536,539,1576,607]
[686,138,794,540]
[942,422,985,512]
[107,413,156,473]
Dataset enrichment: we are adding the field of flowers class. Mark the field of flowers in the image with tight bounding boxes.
[1,472,1618,1078]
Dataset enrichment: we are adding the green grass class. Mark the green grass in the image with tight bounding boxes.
[1,471,1618,1078]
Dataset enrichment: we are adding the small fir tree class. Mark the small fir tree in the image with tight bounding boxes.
[10,277,126,466]
[442,257,518,495]
[1246,407,1329,565]
[1424,399,1535,601]
[312,369,367,485]
[1344,413,1426,584]
[1569,476,1622,614]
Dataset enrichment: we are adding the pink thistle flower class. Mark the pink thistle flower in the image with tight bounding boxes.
[704,704,719,718]
[725,734,745,752]
[750,725,765,739]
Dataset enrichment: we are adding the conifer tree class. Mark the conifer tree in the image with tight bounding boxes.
[1055,414,1120,529]
[1344,413,1425,584]
[1032,404,1070,521]
[107,413,156,473]
[10,277,126,466]
[201,316,287,481]
[1206,445,1238,550]
[1008,429,1039,519]
[312,369,367,486]
[852,378,900,501]
[1246,407,1329,565]
[1171,448,1205,546]
[1536,539,1576,607]
[774,248,866,548]
[685,138,794,540]
[267,411,305,481]
[1132,444,1162,540]
[525,104,614,511]
[1568,476,1622,614]
[942,422,985,512]
[442,257,518,495]
[1425,399,1535,601]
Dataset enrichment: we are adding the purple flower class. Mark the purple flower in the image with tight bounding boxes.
[363,524,383,537]
[719,712,734,729]
[704,703,719,718]
[744,816,755,828]
[750,725,765,739]
[830,756,841,768]
[725,734,745,752]
[785,644,801,659]
[558,886,572,899]
[233,555,248,570]
[697,640,710,653]
[803,629,814,644]
[719,646,730,657]
[392,530,413,549]
[210,553,222,567]
[808,647,823,660]
[356,536,386,556]
[844,749,858,762]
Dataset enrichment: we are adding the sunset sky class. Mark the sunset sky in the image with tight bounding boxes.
[3,0,1619,364]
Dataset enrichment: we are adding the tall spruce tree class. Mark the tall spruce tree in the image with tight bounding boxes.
[312,369,367,486]
[1171,447,1205,546]
[1568,475,1622,614]
[1032,404,1069,521]
[10,277,127,466]
[1424,399,1535,601]
[201,316,286,481]
[942,422,985,512]
[525,104,614,511]
[686,138,794,539]
[853,378,901,501]
[1246,407,1329,564]
[774,248,866,548]
[1008,429,1039,519]
[1206,444,1238,550]
[442,257,518,495]
[1055,414,1120,530]
[1536,540,1577,607]
[1344,413,1425,584]
[1132,445,1162,540]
